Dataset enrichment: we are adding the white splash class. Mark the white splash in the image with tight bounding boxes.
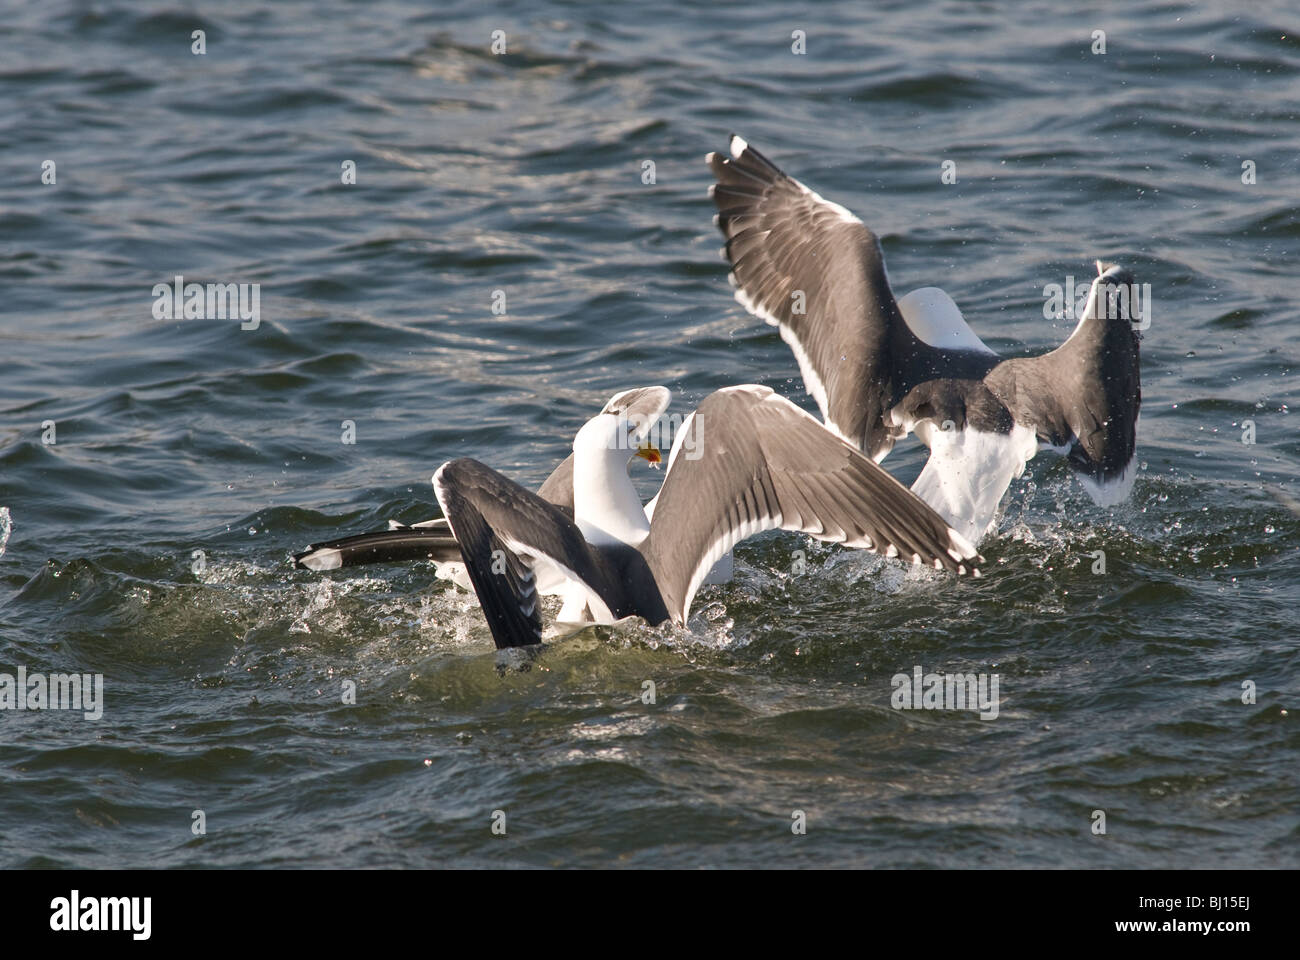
[0,507,11,559]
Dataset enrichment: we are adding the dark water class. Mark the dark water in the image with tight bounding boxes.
[1,0,1297,868]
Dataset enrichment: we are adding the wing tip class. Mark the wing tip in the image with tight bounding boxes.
[293,547,342,571]
[941,528,985,577]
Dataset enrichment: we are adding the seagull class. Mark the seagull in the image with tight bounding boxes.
[706,135,1143,544]
[291,386,670,576]
[432,384,983,649]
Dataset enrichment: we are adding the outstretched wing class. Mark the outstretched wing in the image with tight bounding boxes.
[292,526,462,570]
[984,265,1142,507]
[535,455,576,509]
[707,135,901,458]
[642,386,982,625]
[434,458,652,649]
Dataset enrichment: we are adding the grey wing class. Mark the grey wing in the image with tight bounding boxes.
[292,527,462,570]
[707,135,900,459]
[985,267,1142,506]
[536,453,576,509]
[642,386,982,625]
[434,458,626,649]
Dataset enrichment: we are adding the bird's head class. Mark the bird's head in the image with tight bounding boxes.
[1084,260,1145,336]
[574,414,661,469]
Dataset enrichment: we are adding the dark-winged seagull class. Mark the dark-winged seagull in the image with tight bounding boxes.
[706,136,1142,543]
[292,386,670,576]
[432,384,982,649]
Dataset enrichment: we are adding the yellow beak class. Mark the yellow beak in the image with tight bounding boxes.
[634,443,662,467]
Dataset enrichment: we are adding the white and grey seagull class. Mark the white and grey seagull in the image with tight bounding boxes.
[292,386,671,580]
[430,385,981,649]
[293,385,738,628]
[707,136,1143,544]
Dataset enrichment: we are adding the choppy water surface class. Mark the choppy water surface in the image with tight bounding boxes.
[1,0,1297,868]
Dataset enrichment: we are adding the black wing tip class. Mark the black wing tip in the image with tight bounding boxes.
[945,548,987,577]
[292,526,463,571]
[724,134,783,176]
[904,541,984,578]
[946,529,986,577]
[435,458,558,650]
[708,134,783,189]
[704,134,749,173]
